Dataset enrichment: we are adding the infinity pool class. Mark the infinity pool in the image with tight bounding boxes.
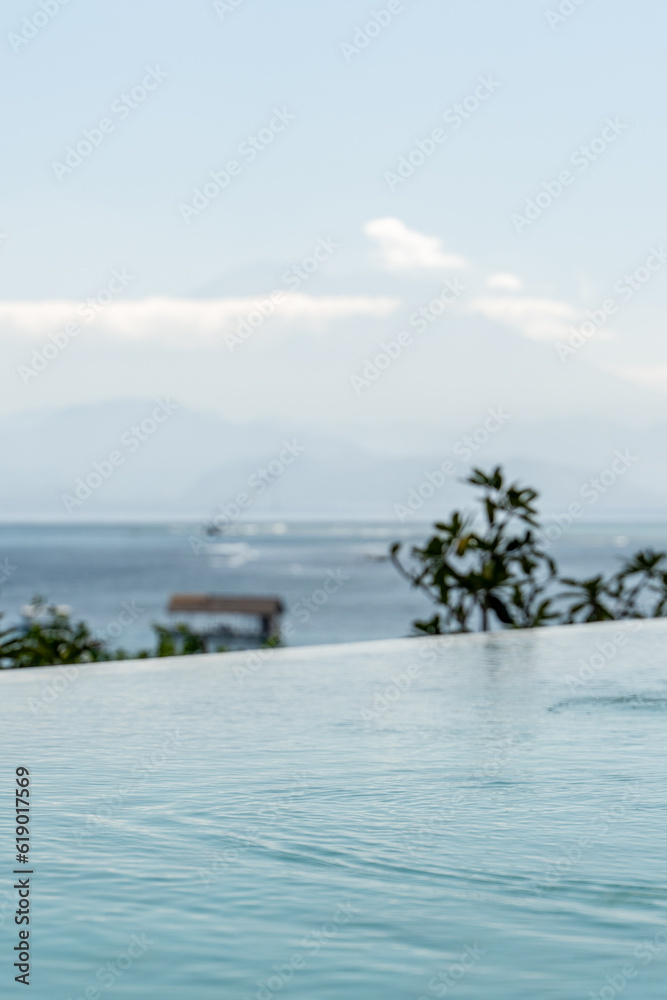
[1,621,665,998]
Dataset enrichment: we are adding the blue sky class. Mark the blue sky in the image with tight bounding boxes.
[1,0,666,455]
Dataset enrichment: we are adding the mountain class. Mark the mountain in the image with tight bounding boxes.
[0,399,665,521]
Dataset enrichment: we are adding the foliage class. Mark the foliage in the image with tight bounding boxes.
[0,599,110,668]
[261,634,284,648]
[560,549,667,623]
[0,598,227,669]
[392,466,667,634]
[152,623,222,657]
[391,468,557,632]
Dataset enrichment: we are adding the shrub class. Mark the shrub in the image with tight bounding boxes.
[392,466,667,633]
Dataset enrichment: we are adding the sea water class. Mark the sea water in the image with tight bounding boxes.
[0,521,665,650]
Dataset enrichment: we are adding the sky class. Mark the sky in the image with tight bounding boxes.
[1,0,667,467]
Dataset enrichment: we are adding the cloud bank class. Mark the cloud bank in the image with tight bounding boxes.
[0,293,400,346]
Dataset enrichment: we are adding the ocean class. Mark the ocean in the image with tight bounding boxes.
[2,521,667,654]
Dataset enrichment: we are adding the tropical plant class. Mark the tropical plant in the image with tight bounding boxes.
[392,466,667,634]
[0,598,111,668]
[560,549,667,623]
[391,467,558,632]
[0,598,224,669]
[152,623,208,657]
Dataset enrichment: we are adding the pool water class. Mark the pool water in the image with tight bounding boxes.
[1,620,666,998]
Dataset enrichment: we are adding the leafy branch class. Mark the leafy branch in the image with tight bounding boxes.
[392,466,667,633]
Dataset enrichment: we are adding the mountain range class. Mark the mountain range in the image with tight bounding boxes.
[0,398,665,522]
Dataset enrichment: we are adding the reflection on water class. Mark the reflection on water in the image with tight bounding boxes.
[550,693,667,712]
[1,620,666,997]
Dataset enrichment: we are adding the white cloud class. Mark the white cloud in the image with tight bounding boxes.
[363,217,467,272]
[0,301,75,336]
[467,294,580,342]
[0,293,399,346]
[486,272,522,292]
